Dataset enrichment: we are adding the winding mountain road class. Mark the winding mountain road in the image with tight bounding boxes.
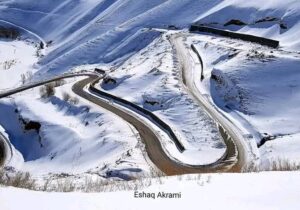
[0,20,249,174]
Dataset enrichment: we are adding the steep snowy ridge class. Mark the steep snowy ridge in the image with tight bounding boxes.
[0,0,222,76]
[195,0,300,49]
[1,0,299,77]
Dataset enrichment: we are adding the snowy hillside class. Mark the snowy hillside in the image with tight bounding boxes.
[196,0,300,50]
[186,33,300,166]
[0,0,298,77]
[0,39,37,90]
[0,78,151,180]
[0,0,222,76]
[1,0,300,209]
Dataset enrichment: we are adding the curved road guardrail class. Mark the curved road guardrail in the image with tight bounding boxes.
[89,82,185,152]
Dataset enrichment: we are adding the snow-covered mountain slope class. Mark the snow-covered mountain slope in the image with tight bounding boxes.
[196,0,300,50]
[1,0,300,178]
[188,32,300,166]
[0,80,149,179]
[0,39,37,90]
[0,79,151,180]
[1,0,299,77]
[0,0,222,76]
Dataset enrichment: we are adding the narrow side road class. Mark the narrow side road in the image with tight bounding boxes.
[170,34,249,172]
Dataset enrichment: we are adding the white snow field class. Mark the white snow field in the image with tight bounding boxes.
[1,172,300,210]
[0,79,151,180]
[0,39,38,90]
